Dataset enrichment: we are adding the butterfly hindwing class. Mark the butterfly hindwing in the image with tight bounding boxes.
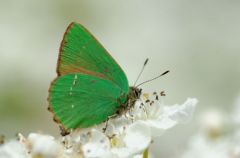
[58,22,129,93]
[49,73,127,129]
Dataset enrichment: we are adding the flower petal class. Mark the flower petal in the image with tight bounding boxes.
[145,117,177,137]
[28,133,61,158]
[124,121,151,153]
[0,140,29,158]
[165,98,198,123]
[82,129,112,158]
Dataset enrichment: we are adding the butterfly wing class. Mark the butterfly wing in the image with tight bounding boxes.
[49,73,127,129]
[57,22,129,93]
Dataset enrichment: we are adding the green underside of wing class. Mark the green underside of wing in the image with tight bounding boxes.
[49,73,127,129]
[58,22,129,94]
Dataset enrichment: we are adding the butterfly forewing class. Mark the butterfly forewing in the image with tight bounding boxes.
[57,22,129,93]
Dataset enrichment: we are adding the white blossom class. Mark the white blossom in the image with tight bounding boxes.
[0,140,29,158]
[27,133,61,158]
[82,129,112,158]
[181,134,230,158]
[131,98,197,137]
[0,94,197,158]
[110,122,151,158]
[181,98,240,158]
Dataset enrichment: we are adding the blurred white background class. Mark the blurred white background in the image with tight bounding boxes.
[0,0,240,157]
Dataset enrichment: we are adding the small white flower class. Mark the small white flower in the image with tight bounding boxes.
[131,98,198,137]
[82,129,112,158]
[81,122,151,158]
[180,97,240,158]
[28,133,61,158]
[111,121,151,158]
[181,134,230,158]
[199,110,226,139]
[0,140,29,158]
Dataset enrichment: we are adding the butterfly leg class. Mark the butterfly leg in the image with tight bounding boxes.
[102,113,119,133]
[125,99,135,122]
[59,125,70,136]
[102,118,109,133]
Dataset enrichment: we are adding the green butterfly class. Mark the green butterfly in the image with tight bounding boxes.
[48,22,142,134]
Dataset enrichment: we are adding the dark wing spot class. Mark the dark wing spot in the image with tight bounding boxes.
[90,80,96,84]
[47,106,52,111]
[53,116,60,123]
[104,67,109,73]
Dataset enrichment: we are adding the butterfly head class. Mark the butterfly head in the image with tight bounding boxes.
[129,87,142,101]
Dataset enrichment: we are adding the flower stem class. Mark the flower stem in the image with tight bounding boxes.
[143,148,149,158]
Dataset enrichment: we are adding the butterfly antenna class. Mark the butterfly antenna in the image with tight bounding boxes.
[136,70,170,87]
[134,58,149,86]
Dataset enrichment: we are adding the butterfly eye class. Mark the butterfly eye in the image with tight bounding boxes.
[134,88,142,98]
[134,90,138,96]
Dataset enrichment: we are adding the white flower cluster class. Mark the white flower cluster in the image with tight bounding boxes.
[0,95,197,158]
[181,96,240,158]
